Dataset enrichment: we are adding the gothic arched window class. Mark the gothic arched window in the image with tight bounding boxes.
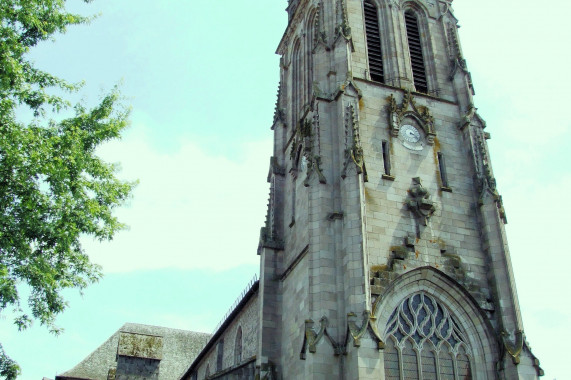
[404,10,428,93]
[306,11,317,102]
[292,39,303,126]
[216,339,224,372]
[234,326,243,364]
[383,292,473,379]
[363,0,385,83]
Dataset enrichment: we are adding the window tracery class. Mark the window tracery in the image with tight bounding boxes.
[383,292,473,379]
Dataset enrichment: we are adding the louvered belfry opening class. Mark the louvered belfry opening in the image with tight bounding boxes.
[405,10,428,93]
[364,0,384,83]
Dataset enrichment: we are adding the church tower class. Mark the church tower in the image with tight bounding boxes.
[257,0,543,379]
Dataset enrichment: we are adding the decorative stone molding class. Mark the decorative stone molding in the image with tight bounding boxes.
[445,23,461,61]
[405,177,436,226]
[341,104,367,181]
[523,339,545,376]
[335,0,352,41]
[501,329,524,365]
[438,1,458,22]
[315,76,362,102]
[314,1,328,49]
[272,82,286,129]
[465,115,508,224]
[448,57,475,95]
[300,317,343,359]
[258,157,285,254]
[387,91,435,144]
[388,0,401,9]
[498,330,544,375]
[346,311,384,349]
[290,112,327,187]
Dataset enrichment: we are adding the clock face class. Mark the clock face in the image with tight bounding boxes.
[399,124,424,150]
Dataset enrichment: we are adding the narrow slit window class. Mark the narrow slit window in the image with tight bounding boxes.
[364,0,384,83]
[235,327,243,364]
[216,339,224,372]
[437,152,450,190]
[405,10,428,93]
[292,40,302,126]
[382,140,391,176]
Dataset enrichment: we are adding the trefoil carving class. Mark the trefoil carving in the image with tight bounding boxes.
[406,177,436,226]
[387,91,435,144]
[341,104,367,181]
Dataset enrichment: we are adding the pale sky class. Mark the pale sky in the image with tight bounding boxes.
[1,1,569,379]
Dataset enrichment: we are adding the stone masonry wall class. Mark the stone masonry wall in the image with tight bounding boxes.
[194,294,259,380]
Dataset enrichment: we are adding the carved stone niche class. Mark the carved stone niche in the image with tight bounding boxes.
[387,91,436,145]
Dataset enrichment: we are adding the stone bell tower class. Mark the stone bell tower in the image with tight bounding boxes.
[257,0,543,379]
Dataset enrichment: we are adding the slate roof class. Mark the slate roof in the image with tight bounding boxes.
[56,323,211,380]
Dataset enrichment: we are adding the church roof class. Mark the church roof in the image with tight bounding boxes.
[56,323,210,380]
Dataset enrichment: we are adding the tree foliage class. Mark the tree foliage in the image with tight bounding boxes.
[0,1,135,377]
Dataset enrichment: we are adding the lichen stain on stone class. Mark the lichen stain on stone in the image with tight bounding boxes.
[358,97,365,110]
[432,136,441,152]
[371,264,388,272]
[431,237,447,250]
[390,245,408,256]
[118,332,163,360]
[364,188,373,204]
[415,250,419,258]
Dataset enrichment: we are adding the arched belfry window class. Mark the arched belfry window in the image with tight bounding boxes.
[404,10,428,93]
[364,0,384,83]
[383,292,473,379]
[234,326,243,364]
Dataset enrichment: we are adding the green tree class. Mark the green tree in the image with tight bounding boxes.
[0,1,136,377]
